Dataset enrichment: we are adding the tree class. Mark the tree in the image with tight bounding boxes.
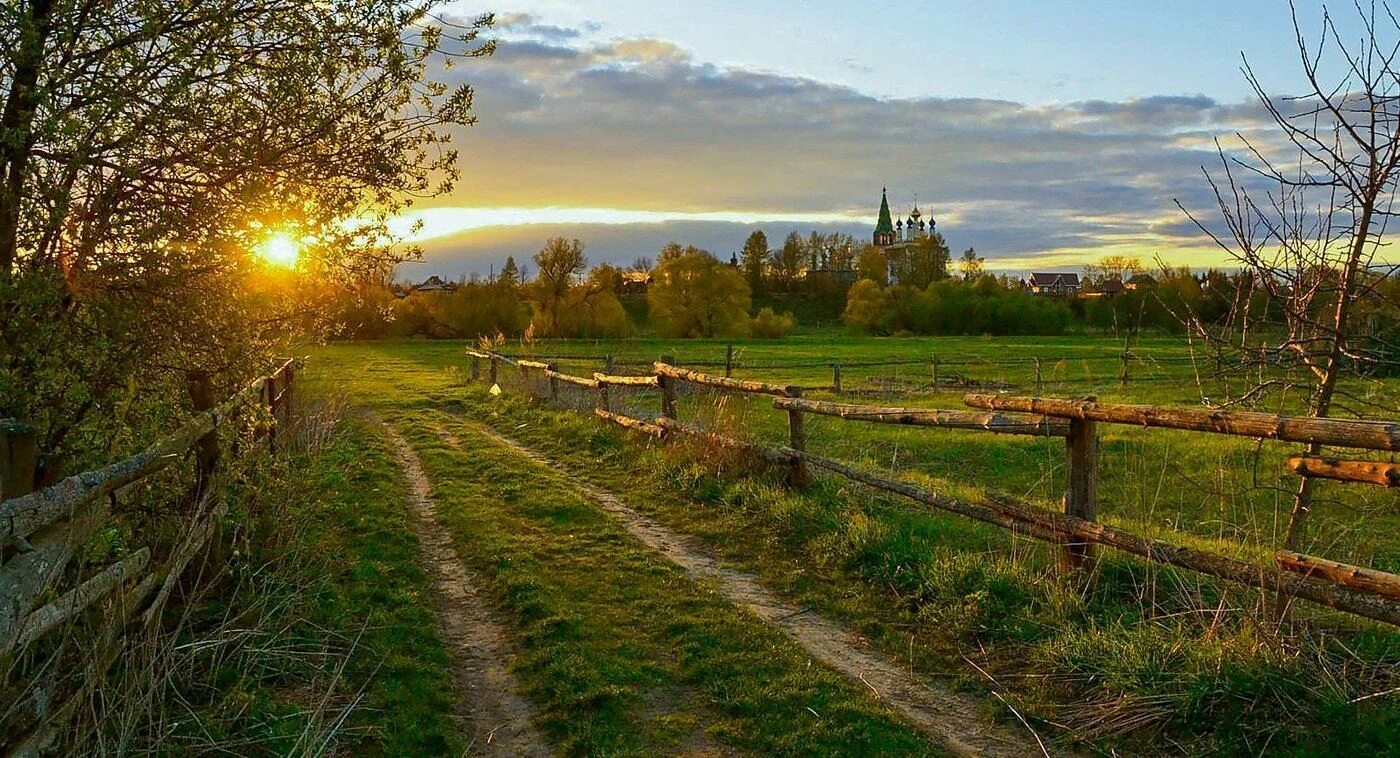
[807,231,827,270]
[900,231,951,289]
[843,279,895,335]
[856,245,889,286]
[0,0,493,481]
[1178,3,1400,551]
[647,251,751,337]
[770,231,806,290]
[530,237,587,336]
[827,233,856,272]
[1082,255,1144,285]
[959,247,984,281]
[741,230,768,293]
[499,256,521,286]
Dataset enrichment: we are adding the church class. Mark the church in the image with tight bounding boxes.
[872,187,935,280]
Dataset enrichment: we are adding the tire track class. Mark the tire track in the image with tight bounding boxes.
[375,416,550,756]
[440,419,1049,758]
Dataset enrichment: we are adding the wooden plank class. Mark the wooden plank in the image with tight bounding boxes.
[1288,456,1400,488]
[784,446,1400,626]
[654,362,793,397]
[0,365,280,541]
[594,408,664,437]
[1278,551,1400,600]
[518,359,552,370]
[7,548,150,653]
[594,372,659,387]
[772,397,1069,436]
[545,369,600,389]
[965,394,1400,451]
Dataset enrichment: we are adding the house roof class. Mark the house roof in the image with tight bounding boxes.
[1098,278,1125,293]
[1029,272,1080,287]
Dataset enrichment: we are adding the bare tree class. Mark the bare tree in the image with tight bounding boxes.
[1177,1,1400,550]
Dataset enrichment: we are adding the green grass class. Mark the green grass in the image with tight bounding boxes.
[166,414,460,754]
[306,336,1400,755]
[389,410,938,754]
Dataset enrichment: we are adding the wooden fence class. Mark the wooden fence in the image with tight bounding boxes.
[467,348,1400,628]
[0,358,300,753]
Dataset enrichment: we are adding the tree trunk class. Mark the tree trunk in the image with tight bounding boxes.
[0,0,57,272]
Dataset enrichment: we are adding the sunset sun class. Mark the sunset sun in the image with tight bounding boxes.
[256,232,300,268]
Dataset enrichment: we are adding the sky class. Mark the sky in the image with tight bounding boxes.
[395,1,1370,281]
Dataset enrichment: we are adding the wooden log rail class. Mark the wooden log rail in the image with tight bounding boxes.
[544,369,600,389]
[1288,456,1400,487]
[0,358,300,655]
[773,397,1069,437]
[653,362,793,397]
[1277,551,1400,600]
[594,372,660,387]
[0,359,296,543]
[964,394,1400,451]
[518,359,552,371]
[782,445,1400,626]
[594,408,665,437]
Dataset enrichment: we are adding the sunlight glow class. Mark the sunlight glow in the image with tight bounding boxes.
[256,232,300,268]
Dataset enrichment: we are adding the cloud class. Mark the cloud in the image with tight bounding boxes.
[413,15,1296,278]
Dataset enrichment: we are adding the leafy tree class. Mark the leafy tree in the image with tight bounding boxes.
[807,231,827,270]
[1082,255,1144,285]
[959,247,984,281]
[530,237,587,336]
[843,279,895,335]
[647,251,751,337]
[770,231,806,290]
[741,230,768,293]
[899,231,950,289]
[0,0,493,479]
[827,233,856,272]
[856,245,889,286]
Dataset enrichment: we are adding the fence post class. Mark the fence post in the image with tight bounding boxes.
[832,364,842,394]
[547,363,559,404]
[931,355,940,389]
[1119,339,1131,387]
[1034,357,1043,394]
[1062,417,1098,570]
[604,354,615,375]
[470,354,480,382]
[264,371,279,451]
[659,354,677,420]
[785,386,810,487]
[488,356,498,386]
[0,420,38,499]
[598,382,611,413]
[725,345,734,378]
[186,371,220,501]
[280,361,295,426]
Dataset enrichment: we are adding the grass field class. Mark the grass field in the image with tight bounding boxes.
[297,333,1400,754]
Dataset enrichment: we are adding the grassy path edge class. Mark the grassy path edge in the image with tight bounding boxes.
[449,419,1048,757]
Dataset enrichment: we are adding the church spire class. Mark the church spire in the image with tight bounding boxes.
[873,187,896,246]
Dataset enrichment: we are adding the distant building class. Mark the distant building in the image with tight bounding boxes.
[1028,272,1080,296]
[620,270,652,297]
[872,187,935,281]
[412,275,457,293]
[1082,278,1125,298]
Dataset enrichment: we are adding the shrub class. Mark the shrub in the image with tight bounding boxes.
[750,307,796,339]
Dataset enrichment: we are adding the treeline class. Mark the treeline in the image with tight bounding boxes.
[329,237,798,340]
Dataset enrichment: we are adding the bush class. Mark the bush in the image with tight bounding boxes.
[750,307,796,339]
[845,276,1071,336]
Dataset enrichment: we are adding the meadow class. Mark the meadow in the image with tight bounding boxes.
[301,331,1400,754]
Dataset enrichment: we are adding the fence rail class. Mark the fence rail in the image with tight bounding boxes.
[0,357,301,752]
[467,348,1400,628]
